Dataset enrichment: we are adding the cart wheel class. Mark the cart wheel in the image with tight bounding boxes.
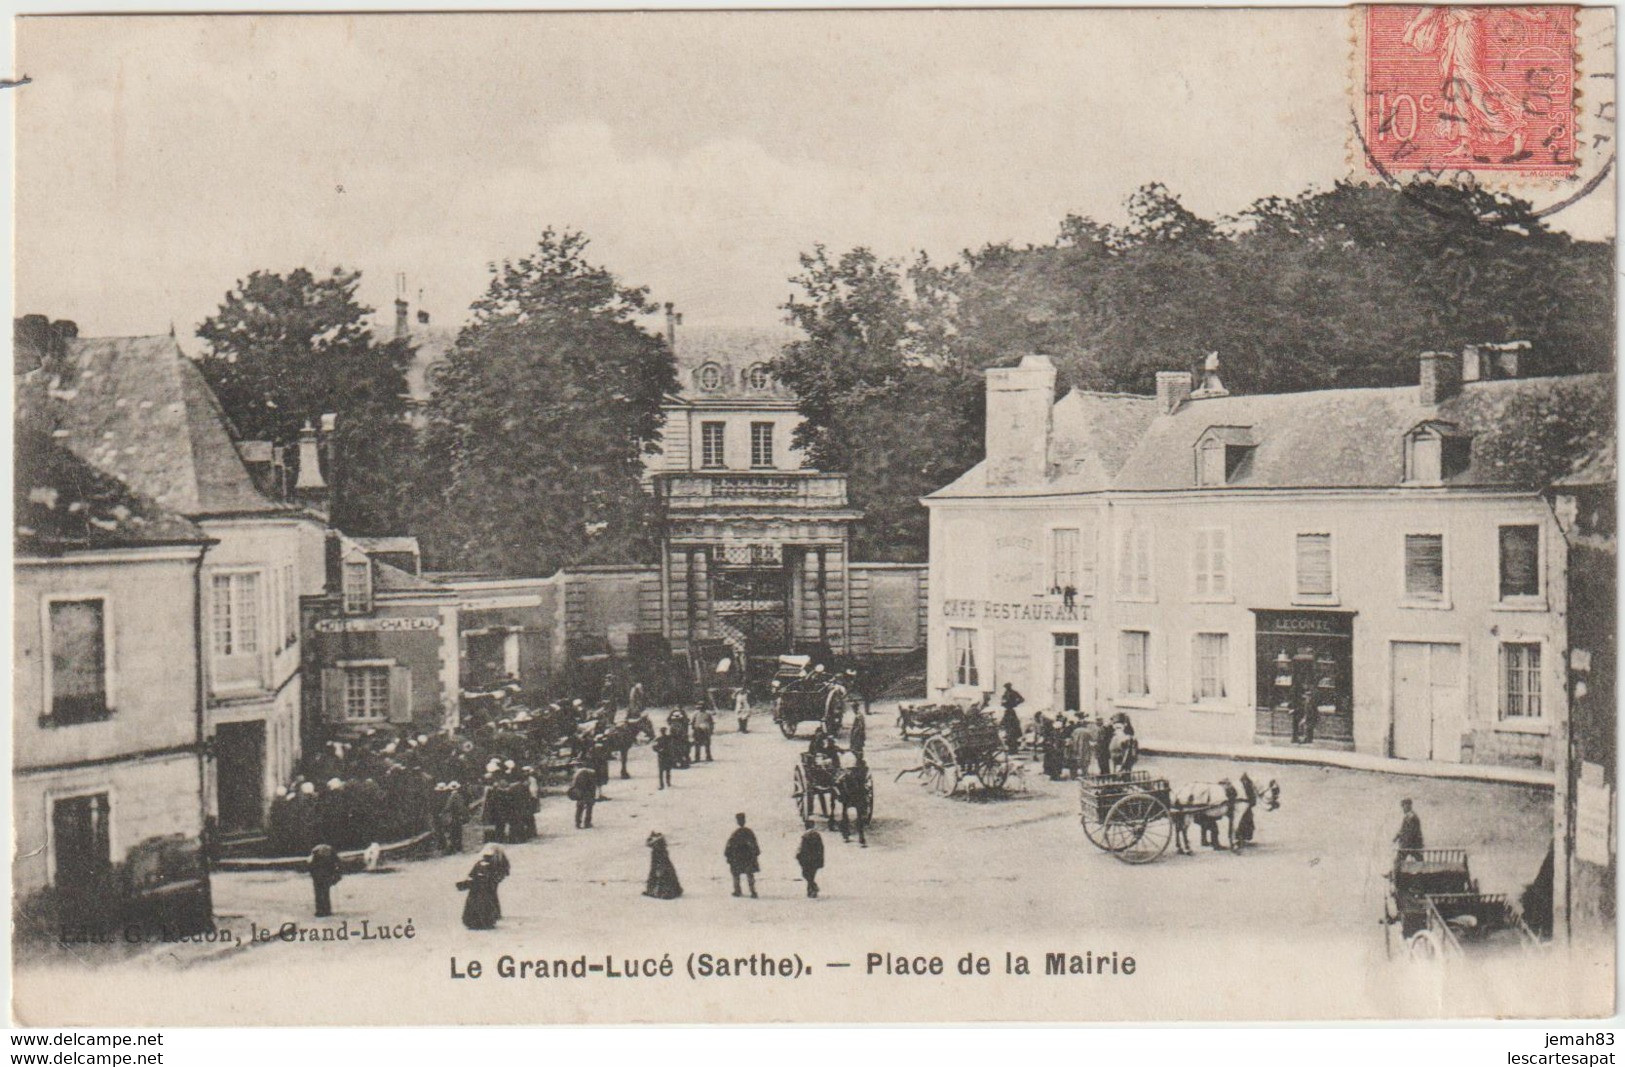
[775,700,796,739]
[1103,792,1172,864]
[1407,929,1442,962]
[824,688,845,737]
[922,735,956,795]
[793,763,816,822]
[1079,786,1110,849]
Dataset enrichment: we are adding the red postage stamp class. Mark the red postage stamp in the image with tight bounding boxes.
[1362,6,1578,176]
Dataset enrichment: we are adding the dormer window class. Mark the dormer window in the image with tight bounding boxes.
[342,559,373,615]
[1404,421,1470,484]
[744,363,772,391]
[697,362,723,392]
[1194,426,1256,486]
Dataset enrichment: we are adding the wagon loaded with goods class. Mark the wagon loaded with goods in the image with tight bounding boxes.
[1382,848,1540,961]
[895,701,978,741]
[1076,770,1176,865]
[769,655,848,739]
[898,714,1022,795]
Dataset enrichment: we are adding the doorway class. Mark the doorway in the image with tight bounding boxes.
[215,720,267,833]
[1390,641,1464,761]
[52,792,112,891]
[1053,633,1081,713]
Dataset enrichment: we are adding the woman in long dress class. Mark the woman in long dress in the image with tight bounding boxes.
[643,832,682,899]
[460,844,507,929]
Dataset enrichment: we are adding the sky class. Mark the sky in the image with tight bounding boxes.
[14,10,1617,343]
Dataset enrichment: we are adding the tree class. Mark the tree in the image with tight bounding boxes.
[417,229,676,576]
[196,267,417,535]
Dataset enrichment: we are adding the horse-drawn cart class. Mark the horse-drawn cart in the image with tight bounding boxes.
[896,701,977,741]
[1382,849,1540,961]
[1077,771,1176,864]
[770,656,848,739]
[792,753,874,844]
[901,715,1022,795]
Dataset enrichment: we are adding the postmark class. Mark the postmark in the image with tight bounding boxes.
[1360,6,1578,177]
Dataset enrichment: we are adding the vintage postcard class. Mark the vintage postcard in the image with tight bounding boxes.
[10,7,1617,1025]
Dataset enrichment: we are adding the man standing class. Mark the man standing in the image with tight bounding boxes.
[1000,682,1025,717]
[734,687,752,733]
[848,707,866,759]
[307,843,342,918]
[653,728,675,789]
[692,705,715,762]
[1394,798,1424,859]
[440,782,469,854]
[1000,705,1022,754]
[668,708,692,769]
[568,762,598,829]
[725,812,761,898]
[796,820,825,899]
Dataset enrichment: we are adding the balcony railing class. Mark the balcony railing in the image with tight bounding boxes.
[654,471,850,509]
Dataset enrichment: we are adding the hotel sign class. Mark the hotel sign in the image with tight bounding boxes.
[315,616,440,634]
[941,599,1088,623]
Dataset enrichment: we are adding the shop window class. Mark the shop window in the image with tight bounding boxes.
[750,422,775,468]
[949,627,980,688]
[1192,632,1229,702]
[1295,533,1334,598]
[342,561,372,615]
[701,422,726,468]
[1119,630,1150,697]
[1500,642,1542,719]
[1116,528,1153,601]
[1498,525,1541,600]
[1402,534,1445,602]
[47,598,110,724]
[1192,527,1230,598]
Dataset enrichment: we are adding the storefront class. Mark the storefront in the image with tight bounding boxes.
[1253,609,1355,747]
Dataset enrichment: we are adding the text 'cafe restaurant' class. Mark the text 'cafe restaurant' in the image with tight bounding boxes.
[925,351,1608,770]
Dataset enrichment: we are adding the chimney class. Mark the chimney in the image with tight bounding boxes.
[417,310,430,326]
[394,298,409,339]
[1461,344,1484,383]
[14,315,50,373]
[293,419,329,514]
[1155,370,1193,415]
[985,354,1056,488]
[664,302,682,352]
[1419,350,1460,406]
[1486,340,1530,379]
[1190,351,1229,399]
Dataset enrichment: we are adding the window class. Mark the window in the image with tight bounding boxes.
[949,627,980,688]
[701,422,725,468]
[343,666,391,722]
[212,572,261,656]
[1198,438,1227,486]
[1192,632,1229,702]
[1500,643,1542,719]
[750,422,775,468]
[342,562,372,615]
[1403,534,1445,602]
[1405,423,1471,483]
[1119,630,1150,697]
[1499,525,1541,599]
[1411,434,1442,483]
[1050,528,1080,593]
[745,364,771,390]
[51,793,111,888]
[1295,533,1334,598]
[1192,527,1230,598]
[697,362,723,391]
[1116,528,1153,600]
[283,564,298,647]
[47,598,109,724]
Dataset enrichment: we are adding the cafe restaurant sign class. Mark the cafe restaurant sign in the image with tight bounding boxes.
[941,599,1088,623]
[314,616,441,634]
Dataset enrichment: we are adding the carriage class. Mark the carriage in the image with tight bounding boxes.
[896,701,978,741]
[1077,770,1177,864]
[1382,848,1540,961]
[792,752,874,842]
[770,655,848,739]
[902,714,1023,795]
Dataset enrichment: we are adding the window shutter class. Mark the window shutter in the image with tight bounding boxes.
[1404,535,1444,598]
[322,668,345,723]
[1296,534,1332,596]
[1212,529,1228,595]
[388,666,414,724]
[1499,526,1540,598]
[1117,532,1135,597]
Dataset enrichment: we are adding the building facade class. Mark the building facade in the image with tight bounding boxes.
[17,325,326,837]
[13,430,214,935]
[927,350,1613,774]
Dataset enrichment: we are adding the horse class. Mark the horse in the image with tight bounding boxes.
[832,763,873,847]
[1170,773,1281,855]
[601,713,655,778]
